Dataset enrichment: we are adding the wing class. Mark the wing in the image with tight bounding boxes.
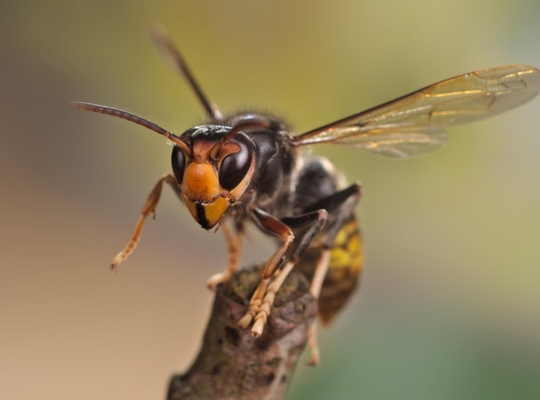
[294,65,540,158]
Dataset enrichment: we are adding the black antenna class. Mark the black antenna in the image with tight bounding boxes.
[71,102,169,134]
[70,102,191,154]
[150,25,222,121]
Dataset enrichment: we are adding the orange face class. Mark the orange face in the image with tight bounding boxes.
[171,131,255,229]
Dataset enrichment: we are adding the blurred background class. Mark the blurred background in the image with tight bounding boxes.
[1,0,540,399]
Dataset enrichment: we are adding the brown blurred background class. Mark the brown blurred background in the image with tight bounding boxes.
[1,1,539,399]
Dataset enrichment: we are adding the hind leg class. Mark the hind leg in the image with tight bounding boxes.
[301,182,362,365]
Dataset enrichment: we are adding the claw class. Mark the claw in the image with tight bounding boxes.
[110,252,123,271]
[251,317,266,337]
[307,350,320,366]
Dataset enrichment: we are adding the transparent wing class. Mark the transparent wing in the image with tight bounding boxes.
[294,65,540,158]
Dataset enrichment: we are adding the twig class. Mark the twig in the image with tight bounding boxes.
[167,265,318,400]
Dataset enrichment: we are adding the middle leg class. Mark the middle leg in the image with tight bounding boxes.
[206,221,244,291]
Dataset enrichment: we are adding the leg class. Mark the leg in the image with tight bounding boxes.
[251,242,330,340]
[110,174,180,270]
[300,183,361,364]
[306,249,331,366]
[239,207,328,336]
[206,222,244,291]
[250,259,295,336]
[309,249,332,299]
[303,182,361,247]
[238,208,296,331]
[307,324,319,366]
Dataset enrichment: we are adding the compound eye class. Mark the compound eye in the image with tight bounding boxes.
[218,136,253,191]
[171,146,187,184]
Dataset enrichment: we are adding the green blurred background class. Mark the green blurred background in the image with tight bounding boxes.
[1,0,539,399]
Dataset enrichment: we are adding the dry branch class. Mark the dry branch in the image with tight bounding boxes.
[167,265,318,400]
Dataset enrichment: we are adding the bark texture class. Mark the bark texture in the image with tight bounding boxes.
[167,265,317,400]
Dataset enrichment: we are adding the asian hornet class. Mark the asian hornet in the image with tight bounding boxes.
[72,27,540,365]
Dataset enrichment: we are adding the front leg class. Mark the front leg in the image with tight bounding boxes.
[110,174,180,270]
[239,207,328,337]
[238,208,295,332]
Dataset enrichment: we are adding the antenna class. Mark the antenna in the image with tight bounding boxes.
[70,102,191,154]
[150,25,222,121]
